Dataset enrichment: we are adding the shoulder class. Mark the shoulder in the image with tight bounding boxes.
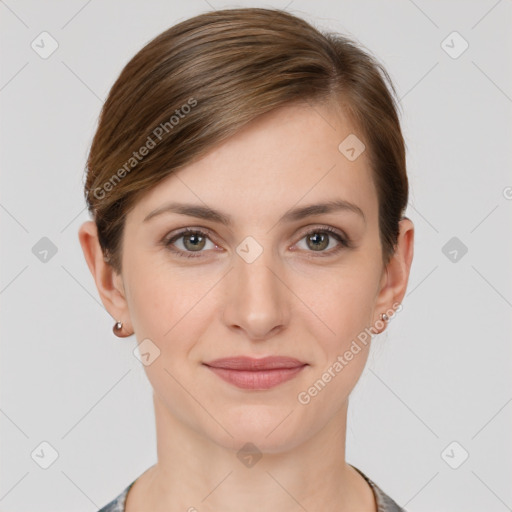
[350,464,407,512]
[97,481,136,512]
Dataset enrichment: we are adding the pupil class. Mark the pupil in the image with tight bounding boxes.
[309,233,327,251]
[185,234,204,251]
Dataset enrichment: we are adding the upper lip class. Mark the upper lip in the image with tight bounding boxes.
[203,356,306,371]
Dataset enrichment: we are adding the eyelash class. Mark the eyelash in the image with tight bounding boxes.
[162,226,351,260]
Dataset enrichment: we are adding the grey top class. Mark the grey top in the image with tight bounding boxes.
[98,464,406,512]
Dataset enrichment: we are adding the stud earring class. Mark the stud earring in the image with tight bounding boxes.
[113,320,123,336]
[381,313,389,322]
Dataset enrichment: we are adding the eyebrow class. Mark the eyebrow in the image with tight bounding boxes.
[143,199,366,226]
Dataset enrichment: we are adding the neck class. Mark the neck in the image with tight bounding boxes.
[125,392,377,512]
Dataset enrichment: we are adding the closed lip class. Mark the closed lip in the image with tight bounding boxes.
[203,356,306,371]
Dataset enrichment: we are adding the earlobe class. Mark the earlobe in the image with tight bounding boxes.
[77,221,132,335]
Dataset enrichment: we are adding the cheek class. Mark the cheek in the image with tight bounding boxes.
[293,260,379,345]
[124,254,217,350]
[293,269,376,412]
[127,279,170,339]
[122,252,180,339]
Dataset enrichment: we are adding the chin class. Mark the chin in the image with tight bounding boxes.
[206,408,309,455]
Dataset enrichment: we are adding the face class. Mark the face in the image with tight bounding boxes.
[80,100,413,454]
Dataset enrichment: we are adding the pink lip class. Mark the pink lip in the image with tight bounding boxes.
[203,356,307,390]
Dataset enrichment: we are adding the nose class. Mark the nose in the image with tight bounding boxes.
[222,251,290,341]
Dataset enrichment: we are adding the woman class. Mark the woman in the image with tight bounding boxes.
[78,7,414,511]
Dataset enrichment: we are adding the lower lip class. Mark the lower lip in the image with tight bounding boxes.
[204,365,306,390]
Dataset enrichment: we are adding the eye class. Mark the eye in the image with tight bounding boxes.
[293,226,351,256]
[163,225,351,260]
[164,228,218,259]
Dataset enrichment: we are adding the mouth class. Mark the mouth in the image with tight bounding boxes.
[202,356,308,390]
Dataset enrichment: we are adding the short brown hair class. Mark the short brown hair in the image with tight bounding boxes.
[83,7,408,273]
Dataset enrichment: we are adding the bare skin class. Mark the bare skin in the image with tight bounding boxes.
[79,99,414,512]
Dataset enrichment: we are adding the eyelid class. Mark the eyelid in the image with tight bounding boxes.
[291,224,352,253]
[295,224,349,242]
[163,227,221,254]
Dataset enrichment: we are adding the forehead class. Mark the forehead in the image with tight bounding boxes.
[131,100,378,227]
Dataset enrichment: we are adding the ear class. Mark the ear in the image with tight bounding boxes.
[373,217,414,329]
[78,220,133,336]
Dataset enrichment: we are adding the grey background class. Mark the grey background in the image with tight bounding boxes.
[1,0,511,510]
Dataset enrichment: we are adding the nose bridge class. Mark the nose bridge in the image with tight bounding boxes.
[239,247,278,294]
[236,236,283,303]
[223,235,288,339]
